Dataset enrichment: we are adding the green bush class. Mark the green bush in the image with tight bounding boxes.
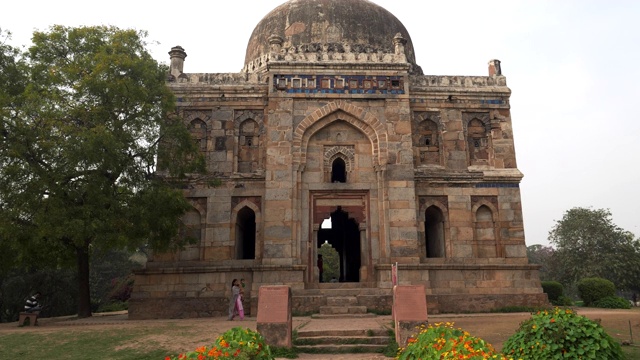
[541,281,564,302]
[577,277,616,306]
[166,327,273,359]
[96,301,128,313]
[555,295,574,306]
[502,308,623,359]
[397,322,509,359]
[593,296,631,309]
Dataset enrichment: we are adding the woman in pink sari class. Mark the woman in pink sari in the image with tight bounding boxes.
[228,279,244,320]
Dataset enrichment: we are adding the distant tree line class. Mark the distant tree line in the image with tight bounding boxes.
[528,207,640,298]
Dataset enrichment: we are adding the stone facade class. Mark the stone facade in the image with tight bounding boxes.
[129,0,546,319]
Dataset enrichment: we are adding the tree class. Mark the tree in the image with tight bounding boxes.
[318,243,340,282]
[0,26,202,318]
[526,244,562,282]
[548,207,640,290]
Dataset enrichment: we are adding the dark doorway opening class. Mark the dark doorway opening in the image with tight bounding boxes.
[317,206,360,282]
[236,207,256,259]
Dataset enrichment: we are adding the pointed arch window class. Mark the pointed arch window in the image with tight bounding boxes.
[236,206,256,259]
[238,119,260,173]
[475,205,496,258]
[331,158,347,183]
[425,206,445,258]
[189,119,207,152]
[467,119,489,164]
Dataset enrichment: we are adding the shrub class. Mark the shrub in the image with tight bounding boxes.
[397,322,509,360]
[502,308,623,360]
[166,327,273,360]
[96,301,128,313]
[555,295,574,306]
[577,277,616,306]
[541,281,564,303]
[593,296,631,309]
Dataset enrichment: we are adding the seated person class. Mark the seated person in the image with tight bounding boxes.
[24,292,43,313]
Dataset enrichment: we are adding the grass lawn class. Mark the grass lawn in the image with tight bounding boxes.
[0,322,209,360]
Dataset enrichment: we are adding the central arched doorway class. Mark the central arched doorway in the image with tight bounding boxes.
[317,206,361,282]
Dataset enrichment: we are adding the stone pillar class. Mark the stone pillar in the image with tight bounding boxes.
[393,33,407,62]
[268,34,283,60]
[359,224,368,282]
[313,225,319,283]
[168,46,187,78]
[488,59,502,76]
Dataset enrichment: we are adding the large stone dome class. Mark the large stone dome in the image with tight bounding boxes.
[244,0,418,71]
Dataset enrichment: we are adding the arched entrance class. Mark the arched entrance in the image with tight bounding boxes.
[317,207,361,282]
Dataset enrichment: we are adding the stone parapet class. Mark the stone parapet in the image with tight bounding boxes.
[410,75,508,89]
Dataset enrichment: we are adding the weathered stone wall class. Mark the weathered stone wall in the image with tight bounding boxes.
[131,45,544,318]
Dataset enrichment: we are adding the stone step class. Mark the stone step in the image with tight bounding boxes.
[311,313,376,319]
[294,288,391,296]
[296,329,390,338]
[326,296,358,306]
[294,344,387,354]
[319,305,367,315]
[294,335,389,346]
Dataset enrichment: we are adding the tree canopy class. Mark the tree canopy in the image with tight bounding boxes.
[0,26,203,317]
[548,207,640,290]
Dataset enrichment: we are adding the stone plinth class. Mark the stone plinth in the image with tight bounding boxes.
[256,285,292,348]
[393,285,428,346]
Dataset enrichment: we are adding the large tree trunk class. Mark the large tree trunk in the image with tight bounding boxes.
[76,241,92,318]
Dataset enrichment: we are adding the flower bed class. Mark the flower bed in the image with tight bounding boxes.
[166,327,273,360]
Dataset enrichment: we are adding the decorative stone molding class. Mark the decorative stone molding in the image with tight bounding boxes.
[413,111,443,129]
[293,101,388,167]
[324,145,355,172]
[243,40,410,73]
[462,112,491,131]
[234,110,265,134]
[170,73,265,85]
[410,75,508,88]
[184,110,212,124]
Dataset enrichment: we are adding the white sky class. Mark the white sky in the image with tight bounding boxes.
[3,0,639,246]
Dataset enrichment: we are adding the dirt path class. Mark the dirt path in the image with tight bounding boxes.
[2,308,639,359]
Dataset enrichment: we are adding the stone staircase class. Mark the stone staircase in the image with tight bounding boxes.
[291,283,393,316]
[294,328,392,354]
[317,295,370,317]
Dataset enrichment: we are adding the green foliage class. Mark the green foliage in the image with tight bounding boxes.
[490,306,547,313]
[367,308,392,315]
[0,268,78,322]
[526,244,562,281]
[397,322,508,360]
[541,281,564,304]
[167,327,273,360]
[593,296,631,309]
[502,308,624,360]
[577,277,616,306]
[0,25,203,317]
[96,301,128,313]
[318,242,339,282]
[270,346,298,358]
[90,249,141,311]
[548,207,640,290]
[381,332,399,358]
[555,295,574,306]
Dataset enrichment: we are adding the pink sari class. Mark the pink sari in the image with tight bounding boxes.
[235,296,244,320]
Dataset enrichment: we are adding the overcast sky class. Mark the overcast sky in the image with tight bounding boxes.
[3,0,639,246]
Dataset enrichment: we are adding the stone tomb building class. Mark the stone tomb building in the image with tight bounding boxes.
[130,0,547,319]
